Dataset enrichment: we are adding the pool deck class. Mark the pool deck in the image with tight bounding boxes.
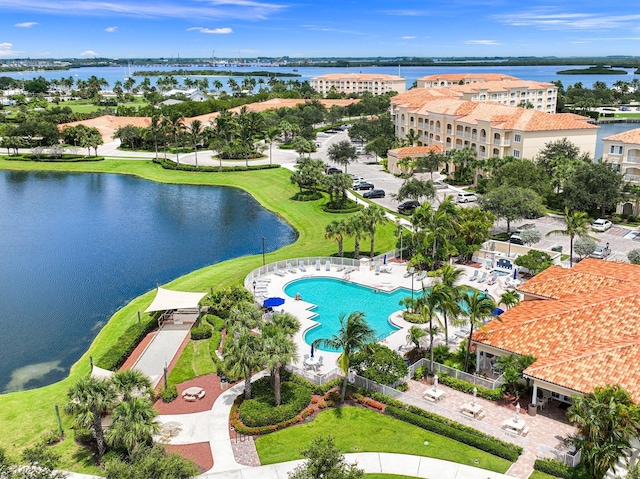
[252,261,512,376]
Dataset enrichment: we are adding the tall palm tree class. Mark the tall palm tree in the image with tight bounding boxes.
[312,312,375,404]
[263,126,281,166]
[415,288,438,373]
[567,385,640,479]
[106,397,159,453]
[461,289,496,372]
[65,377,117,459]
[262,328,297,406]
[325,219,347,257]
[227,301,262,335]
[500,290,521,310]
[417,196,457,270]
[169,114,184,165]
[111,369,153,402]
[546,208,596,267]
[345,214,365,259]
[437,264,465,344]
[188,119,203,168]
[224,328,263,400]
[406,325,427,354]
[361,205,387,258]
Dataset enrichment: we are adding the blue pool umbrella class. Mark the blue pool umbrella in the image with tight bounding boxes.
[492,307,505,316]
[513,268,518,280]
[383,254,387,265]
[310,344,315,358]
[263,297,285,307]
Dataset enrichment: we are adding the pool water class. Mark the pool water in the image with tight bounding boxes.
[285,277,413,351]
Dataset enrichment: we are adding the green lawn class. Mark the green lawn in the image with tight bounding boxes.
[0,158,397,472]
[365,475,420,479]
[529,471,559,479]
[168,339,217,385]
[61,98,146,114]
[255,407,512,474]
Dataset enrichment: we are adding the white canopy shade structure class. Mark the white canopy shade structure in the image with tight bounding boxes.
[144,287,207,313]
[91,365,116,381]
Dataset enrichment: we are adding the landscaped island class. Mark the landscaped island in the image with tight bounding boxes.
[132,69,301,77]
[557,65,628,75]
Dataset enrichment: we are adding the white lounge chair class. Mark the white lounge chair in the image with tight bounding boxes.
[477,272,488,283]
[325,260,331,271]
[315,259,321,271]
[381,265,392,273]
[403,267,415,278]
[468,270,479,281]
[273,266,286,277]
[374,265,380,275]
[298,261,307,272]
[414,270,426,281]
[336,264,346,272]
[315,356,324,371]
[286,262,297,273]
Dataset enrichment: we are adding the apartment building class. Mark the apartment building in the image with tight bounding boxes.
[416,73,518,88]
[390,88,597,162]
[310,73,406,96]
[602,127,640,183]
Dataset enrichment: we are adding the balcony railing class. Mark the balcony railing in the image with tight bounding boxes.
[479,136,487,143]
[493,139,510,146]
[625,155,640,164]
[624,174,640,183]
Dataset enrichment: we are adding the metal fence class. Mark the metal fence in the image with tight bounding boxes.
[408,358,505,390]
[286,365,342,386]
[538,444,582,467]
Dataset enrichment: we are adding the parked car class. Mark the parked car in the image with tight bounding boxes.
[398,200,420,214]
[363,189,385,199]
[326,167,342,175]
[353,182,374,191]
[590,244,611,259]
[456,192,478,203]
[621,106,630,111]
[592,219,613,232]
[509,234,525,245]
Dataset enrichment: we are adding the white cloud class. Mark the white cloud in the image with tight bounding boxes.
[0,42,18,56]
[0,0,286,20]
[104,26,117,32]
[402,36,416,40]
[465,39,502,45]
[187,26,233,34]
[80,50,98,56]
[15,21,38,27]
[301,24,366,36]
[496,10,640,31]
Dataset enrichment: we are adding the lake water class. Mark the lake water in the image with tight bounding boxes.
[0,171,296,392]
[4,64,639,91]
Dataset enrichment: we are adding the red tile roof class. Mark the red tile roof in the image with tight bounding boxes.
[473,259,640,401]
[418,73,518,83]
[603,127,640,145]
[388,145,442,157]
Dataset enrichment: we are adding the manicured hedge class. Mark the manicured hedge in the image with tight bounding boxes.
[237,377,312,427]
[190,321,213,340]
[438,374,505,401]
[153,157,280,172]
[287,372,342,396]
[534,458,572,478]
[385,406,521,462]
[96,315,158,371]
[5,154,105,162]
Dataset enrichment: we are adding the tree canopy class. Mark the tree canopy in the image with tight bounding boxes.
[479,186,543,232]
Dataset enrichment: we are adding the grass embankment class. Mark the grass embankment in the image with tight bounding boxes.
[529,471,558,479]
[255,407,512,474]
[0,158,397,472]
[366,475,420,479]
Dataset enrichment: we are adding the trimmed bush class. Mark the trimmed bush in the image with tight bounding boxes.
[437,374,505,401]
[238,377,312,427]
[385,406,521,461]
[322,200,362,214]
[534,458,572,479]
[292,191,323,202]
[40,429,61,445]
[154,157,279,172]
[190,321,213,340]
[160,385,178,403]
[96,315,158,371]
[5,154,105,162]
[287,372,341,396]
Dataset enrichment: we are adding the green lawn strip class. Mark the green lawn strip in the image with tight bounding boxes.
[168,339,217,385]
[529,471,558,479]
[0,159,396,471]
[365,475,420,479]
[255,407,511,474]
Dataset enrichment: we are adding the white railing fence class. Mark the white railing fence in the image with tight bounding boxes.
[538,444,582,467]
[408,358,504,390]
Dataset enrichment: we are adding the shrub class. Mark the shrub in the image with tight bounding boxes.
[437,374,504,401]
[74,428,93,445]
[203,288,252,319]
[534,458,572,478]
[322,200,362,214]
[628,249,640,265]
[160,385,178,403]
[414,366,426,380]
[351,343,408,386]
[153,157,279,172]
[40,429,61,445]
[190,321,212,340]
[396,382,409,392]
[287,372,341,395]
[403,311,428,324]
[292,191,323,201]
[96,315,158,371]
[205,314,225,331]
[238,378,312,427]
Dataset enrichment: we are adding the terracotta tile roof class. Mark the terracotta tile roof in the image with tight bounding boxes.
[59,115,151,142]
[448,79,555,94]
[418,73,518,83]
[312,73,404,81]
[388,145,442,156]
[391,88,461,110]
[473,259,640,401]
[603,127,640,145]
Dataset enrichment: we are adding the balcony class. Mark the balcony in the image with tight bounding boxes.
[625,155,640,164]
[446,129,453,134]
[479,136,487,143]
[624,174,640,183]
[493,139,511,147]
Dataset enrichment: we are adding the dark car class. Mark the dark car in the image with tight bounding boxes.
[353,182,374,191]
[398,200,420,214]
[363,189,385,199]
[509,234,525,245]
[326,167,342,175]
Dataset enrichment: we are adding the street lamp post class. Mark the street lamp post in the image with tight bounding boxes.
[252,280,256,299]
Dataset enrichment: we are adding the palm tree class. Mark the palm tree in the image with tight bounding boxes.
[406,325,427,354]
[312,312,375,404]
[461,289,496,372]
[546,208,596,267]
[111,369,153,402]
[227,302,262,335]
[345,214,365,259]
[263,126,281,166]
[415,284,440,373]
[361,205,387,258]
[188,119,203,168]
[325,219,347,257]
[567,385,640,479]
[169,114,184,165]
[224,328,263,400]
[500,290,521,310]
[417,196,457,270]
[404,129,419,147]
[105,397,159,453]
[437,264,465,344]
[65,377,117,459]
[262,328,297,406]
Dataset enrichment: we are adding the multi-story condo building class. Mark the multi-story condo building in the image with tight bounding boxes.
[389,88,597,171]
[417,75,557,113]
[310,73,406,96]
[602,127,640,183]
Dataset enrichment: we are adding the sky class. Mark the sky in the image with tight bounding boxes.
[1,0,639,59]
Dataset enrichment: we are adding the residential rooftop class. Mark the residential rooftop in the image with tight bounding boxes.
[602,127,640,144]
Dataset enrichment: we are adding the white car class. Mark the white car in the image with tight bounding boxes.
[592,219,612,232]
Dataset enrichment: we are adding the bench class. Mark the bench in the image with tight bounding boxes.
[521,426,530,437]
[461,410,475,419]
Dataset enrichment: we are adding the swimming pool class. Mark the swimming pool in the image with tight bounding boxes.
[284,277,414,351]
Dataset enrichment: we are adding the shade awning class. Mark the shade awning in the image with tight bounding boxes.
[91,366,115,381]
[145,287,208,313]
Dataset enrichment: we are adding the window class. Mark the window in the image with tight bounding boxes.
[491,94,497,99]
[610,145,623,155]
[513,149,520,158]
[514,134,521,143]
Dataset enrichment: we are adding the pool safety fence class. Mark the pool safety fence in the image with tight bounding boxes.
[408,358,505,390]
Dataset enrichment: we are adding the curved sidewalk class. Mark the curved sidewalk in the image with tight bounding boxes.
[198,452,516,479]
